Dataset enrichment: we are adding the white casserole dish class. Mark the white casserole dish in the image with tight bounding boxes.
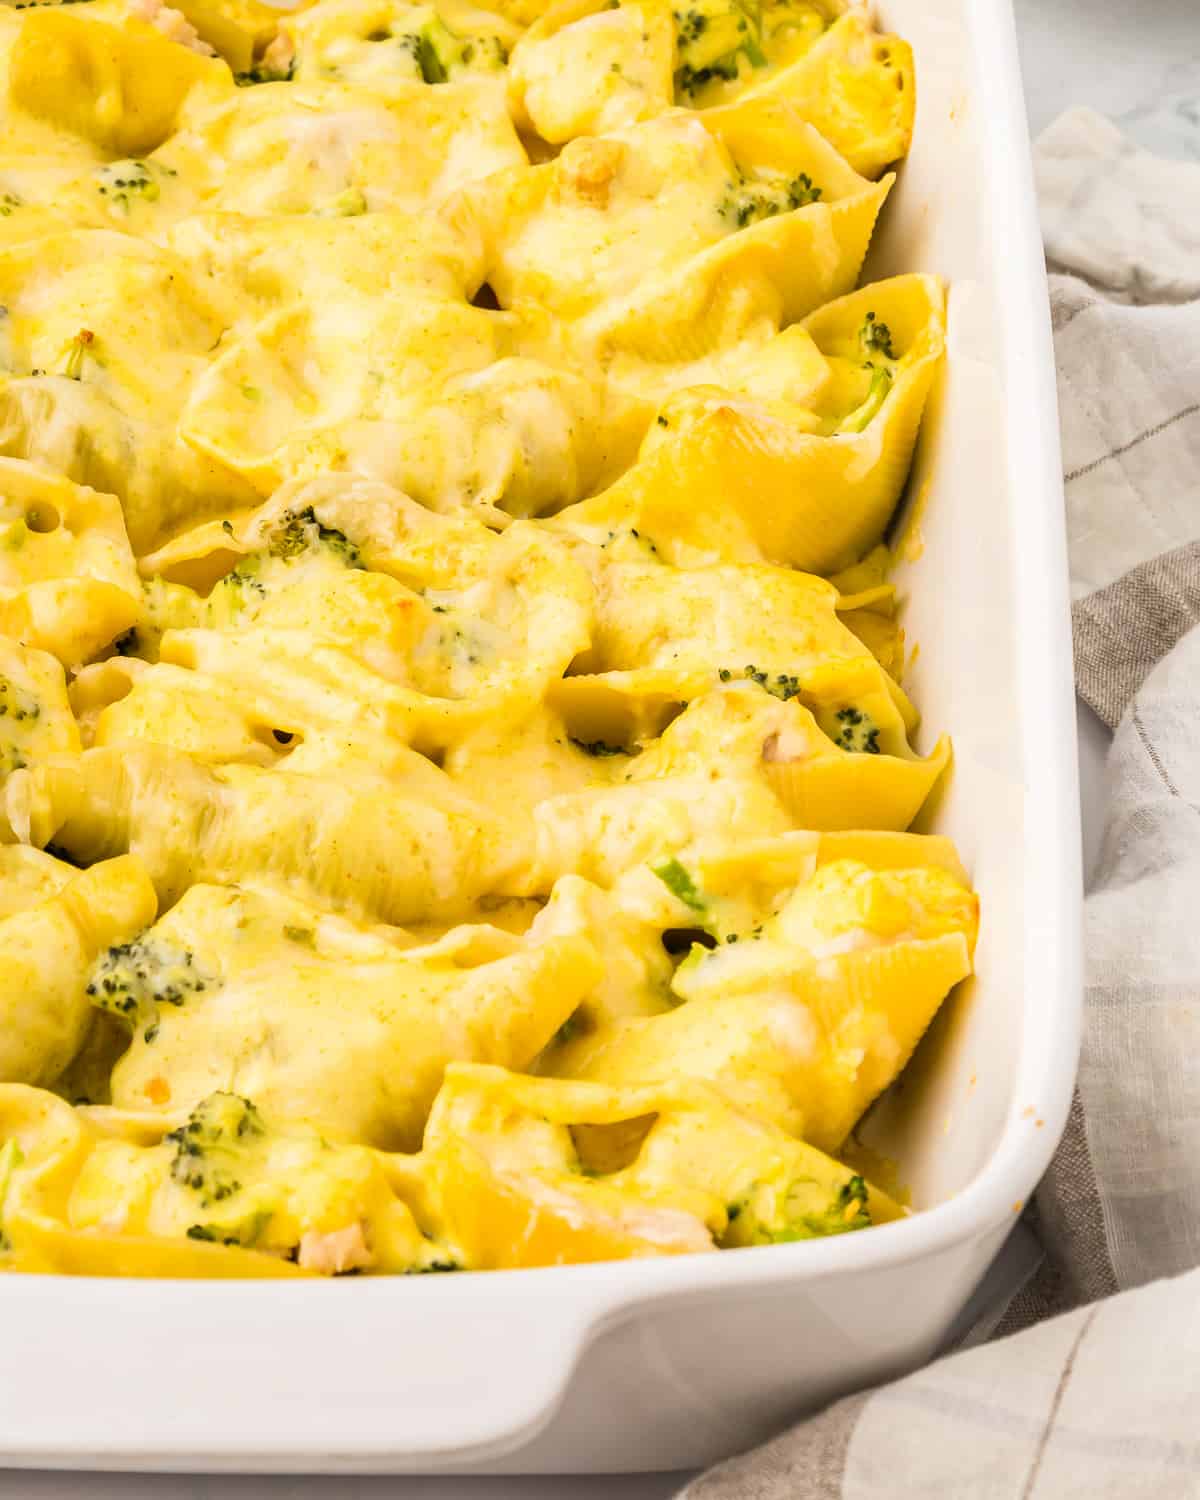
[0,0,1081,1474]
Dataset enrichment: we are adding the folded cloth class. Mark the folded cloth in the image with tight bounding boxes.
[1040,110,1200,730]
[676,106,1200,1500]
[681,1268,1200,1500]
[1017,108,1200,1319]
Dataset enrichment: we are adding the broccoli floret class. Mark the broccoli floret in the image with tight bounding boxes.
[0,674,39,723]
[206,555,268,621]
[718,171,822,229]
[772,1176,872,1240]
[596,526,661,557]
[223,558,268,602]
[673,0,766,99]
[125,575,208,654]
[860,310,896,361]
[651,857,707,915]
[86,936,215,1041]
[719,664,804,701]
[838,365,892,434]
[398,27,446,82]
[675,56,739,94]
[96,160,165,213]
[674,7,708,43]
[165,1092,265,1209]
[395,16,503,84]
[185,1223,242,1245]
[457,33,507,69]
[235,58,296,85]
[367,15,505,81]
[727,1173,872,1246]
[831,706,882,754]
[834,313,897,432]
[265,507,362,568]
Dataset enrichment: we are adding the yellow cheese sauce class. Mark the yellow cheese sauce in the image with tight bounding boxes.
[0,0,972,1277]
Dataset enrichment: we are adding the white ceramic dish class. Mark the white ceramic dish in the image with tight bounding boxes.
[0,0,1081,1474]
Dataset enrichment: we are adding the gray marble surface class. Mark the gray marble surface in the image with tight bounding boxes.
[12,3,1200,1496]
[1016,0,1200,157]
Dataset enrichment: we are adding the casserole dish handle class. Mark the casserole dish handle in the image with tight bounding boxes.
[1,1276,607,1468]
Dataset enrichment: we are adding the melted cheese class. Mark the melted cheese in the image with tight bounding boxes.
[0,0,969,1278]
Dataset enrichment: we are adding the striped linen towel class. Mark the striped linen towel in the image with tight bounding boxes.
[676,107,1200,1500]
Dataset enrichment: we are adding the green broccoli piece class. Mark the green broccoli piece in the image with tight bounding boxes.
[651,857,707,915]
[86,936,215,1042]
[675,56,738,94]
[132,574,209,651]
[673,7,707,42]
[831,706,882,754]
[770,1175,871,1241]
[718,171,822,229]
[719,664,804,701]
[673,0,767,99]
[727,1173,872,1246]
[0,674,39,724]
[185,1223,243,1245]
[838,365,893,434]
[457,32,507,69]
[165,1092,265,1210]
[368,15,505,80]
[860,310,896,361]
[835,313,898,433]
[217,556,268,608]
[395,16,504,84]
[95,160,163,213]
[235,58,296,85]
[403,26,447,82]
[265,507,363,568]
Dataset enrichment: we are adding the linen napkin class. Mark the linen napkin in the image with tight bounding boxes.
[675,107,1200,1500]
